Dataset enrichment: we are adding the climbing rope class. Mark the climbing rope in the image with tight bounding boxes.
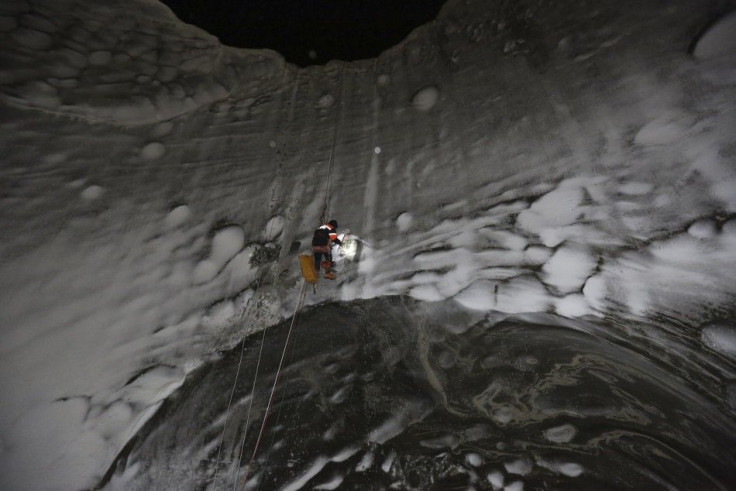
[228,322,268,487]
[230,77,344,486]
[211,270,269,487]
[214,67,344,490]
[211,140,284,486]
[236,280,308,489]
[319,66,344,225]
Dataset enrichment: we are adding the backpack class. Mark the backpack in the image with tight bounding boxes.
[312,227,329,246]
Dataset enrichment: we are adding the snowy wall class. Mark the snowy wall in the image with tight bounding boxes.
[1,0,736,488]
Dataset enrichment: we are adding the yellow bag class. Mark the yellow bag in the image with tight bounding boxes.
[298,254,318,284]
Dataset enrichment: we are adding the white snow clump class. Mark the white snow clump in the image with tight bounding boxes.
[412,86,439,111]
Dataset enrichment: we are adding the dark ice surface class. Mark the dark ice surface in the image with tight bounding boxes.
[103,297,736,490]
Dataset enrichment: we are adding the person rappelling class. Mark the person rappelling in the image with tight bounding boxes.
[312,219,342,280]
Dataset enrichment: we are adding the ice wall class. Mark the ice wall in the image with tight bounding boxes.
[1,0,736,488]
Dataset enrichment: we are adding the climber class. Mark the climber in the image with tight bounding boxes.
[312,220,342,280]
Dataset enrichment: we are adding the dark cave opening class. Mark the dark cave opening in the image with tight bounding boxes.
[158,0,447,67]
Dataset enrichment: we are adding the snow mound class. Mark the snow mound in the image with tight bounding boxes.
[517,181,584,234]
[504,458,532,475]
[634,117,688,145]
[396,211,413,232]
[454,280,496,311]
[688,218,718,239]
[263,215,285,240]
[141,142,166,160]
[193,225,245,284]
[543,424,577,443]
[537,458,584,477]
[542,245,597,294]
[81,185,104,201]
[487,471,504,489]
[693,11,736,60]
[164,205,191,229]
[701,322,736,359]
[211,226,246,265]
[618,181,653,195]
[412,86,439,111]
[556,294,591,317]
[504,480,524,491]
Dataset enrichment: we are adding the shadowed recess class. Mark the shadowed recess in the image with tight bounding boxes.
[158,0,447,66]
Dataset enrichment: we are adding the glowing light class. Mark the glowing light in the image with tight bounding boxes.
[339,234,359,260]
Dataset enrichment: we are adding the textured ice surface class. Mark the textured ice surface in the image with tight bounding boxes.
[1,0,736,488]
[98,301,736,489]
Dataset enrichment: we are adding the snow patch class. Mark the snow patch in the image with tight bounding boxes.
[201,300,236,329]
[542,245,597,294]
[193,259,218,284]
[713,179,736,211]
[524,245,552,265]
[465,452,483,467]
[412,86,439,111]
[355,451,374,472]
[693,11,736,60]
[482,230,528,250]
[164,205,191,229]
[723,219,736,238]
[81,185,104,201]
[381,450,396,472]
[618,181,653,195]
[396,211,413,232]
[634,117,688,145]
[409,283,444,302]
[537,458,584,477]
[496,276,551,314]
[560,463,584,477]
[211,226,246,265]
[517,182,583,234]
[281,456,329,491]
[504,458,532,475]
[264,215,285,240]
[543,423,577,443]
[688,218,718,239]
[504,481,524,491]
[556,294,591,317]
[192,226,247,283]
[141,142,166,160]
[487,470,504,489]
[701,322,736,359]
[454,280,496,311]
[314,474,344,490]
[317,93,334,108]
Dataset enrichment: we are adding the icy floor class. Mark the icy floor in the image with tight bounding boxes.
[104,299,736,490]
[1,0,736,489]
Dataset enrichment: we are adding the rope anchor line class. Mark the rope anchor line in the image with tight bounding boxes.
[237,280,308,489]
[213,66,344,491]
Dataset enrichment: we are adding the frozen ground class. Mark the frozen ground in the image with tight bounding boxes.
[102,299,736,490]
[1,0,736,489]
